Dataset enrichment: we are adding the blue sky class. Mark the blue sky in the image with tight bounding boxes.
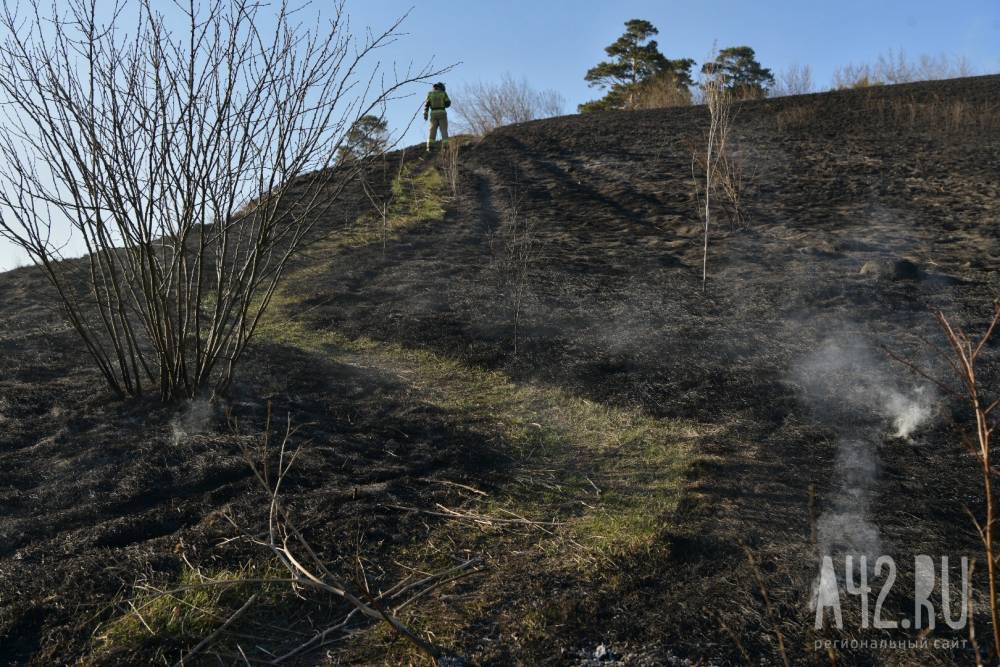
[351,0,999,145]
[0,0,997,270]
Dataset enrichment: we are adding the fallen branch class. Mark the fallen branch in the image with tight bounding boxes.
[227,404,474,663]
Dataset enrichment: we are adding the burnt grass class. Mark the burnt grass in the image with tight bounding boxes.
[2,75,999,665]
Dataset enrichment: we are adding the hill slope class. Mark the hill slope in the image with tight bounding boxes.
[1,75,998,665]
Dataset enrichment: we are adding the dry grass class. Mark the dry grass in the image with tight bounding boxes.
[257,246,701,661]
[91,563,286,661]
[633,73,692,109]
[312,161,446,253]
[258,161,699,563]
[864,95,1000,134]
[255,311,700,661]
[773,93,997,136]
[774,104,819,131]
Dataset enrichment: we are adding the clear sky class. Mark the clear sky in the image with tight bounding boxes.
[351,0,999,143]
[0,0,997,270]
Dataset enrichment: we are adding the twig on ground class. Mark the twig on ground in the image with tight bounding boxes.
[387,503,563,527]
[743,545,791,667]
[175,593,260,667]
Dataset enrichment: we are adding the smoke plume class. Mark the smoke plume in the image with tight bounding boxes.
[793,333,936,561]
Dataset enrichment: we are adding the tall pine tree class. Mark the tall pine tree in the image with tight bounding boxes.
[701,47,774,99]
[580,20,694,112]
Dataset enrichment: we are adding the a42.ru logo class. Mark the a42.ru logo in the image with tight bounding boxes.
[814,555,969,630]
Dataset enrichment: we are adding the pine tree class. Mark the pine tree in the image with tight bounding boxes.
[701,46,775,99]
[580,20,694,112]
[337,115,389,162]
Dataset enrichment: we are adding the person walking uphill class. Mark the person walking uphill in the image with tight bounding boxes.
[424,82,450,151]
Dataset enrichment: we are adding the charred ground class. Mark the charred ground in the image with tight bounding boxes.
[1,75,998,665]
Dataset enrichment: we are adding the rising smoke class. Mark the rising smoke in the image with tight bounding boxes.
[170,398,216,445]
[793,333,936,561]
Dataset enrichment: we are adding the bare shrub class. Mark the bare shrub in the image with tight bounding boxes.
[490,186,539,354]
[717,143,753,228]
[770,63,814,97]
[873,49,916,85]
[697,68,736,286]
[833,50,976,88]
[361,150,408,254]
[440,140,462,198]
[0,1,445,400]
[913,52,975,80]
[453,73,564,135]
[832,63,878,90]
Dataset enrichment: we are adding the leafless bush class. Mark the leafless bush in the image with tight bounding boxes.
[689,126,750,235]
[698,69,736,286]
[361,150,408,255]
[717,144,753,228]
[833,50,975,88]
[770,63,814,97]
[0,0,444,400]
[440,140,461,198]
[491,186,539,354]
[453,73,564,135]
[832,63,879,90]
[912,52,976,80]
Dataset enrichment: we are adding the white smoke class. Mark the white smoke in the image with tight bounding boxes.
[794,332,938,615]
[795,336,936,441]
[816,438,882,560]
[881,385,934,438]
[794,333,936,566]
[171,398,216,445]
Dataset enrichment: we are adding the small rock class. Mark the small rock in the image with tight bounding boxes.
[859,260,885,277]
[890,258,923,280]
[859,258,924,281]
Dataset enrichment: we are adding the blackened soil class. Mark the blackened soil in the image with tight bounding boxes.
[2,75,999,665]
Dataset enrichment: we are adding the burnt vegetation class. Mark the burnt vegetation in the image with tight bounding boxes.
[0,13,999,664]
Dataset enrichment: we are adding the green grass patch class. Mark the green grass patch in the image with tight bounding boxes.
[91,564,285,659]
[257,313,698,561]
[313,160,447,253]
[390,162,446,223]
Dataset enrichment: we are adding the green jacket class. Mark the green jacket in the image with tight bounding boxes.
[425,90,450,118]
